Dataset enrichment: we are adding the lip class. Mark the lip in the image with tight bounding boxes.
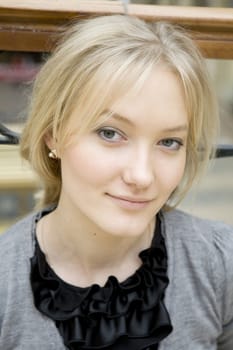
[106,194,153,210]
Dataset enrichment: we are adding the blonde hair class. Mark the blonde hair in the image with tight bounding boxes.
[20,15,218,208]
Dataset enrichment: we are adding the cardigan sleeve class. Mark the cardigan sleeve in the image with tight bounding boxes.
[212,222,233,350]
[218,320,233,350]
[0,230,12,329]
[0,214,35,332]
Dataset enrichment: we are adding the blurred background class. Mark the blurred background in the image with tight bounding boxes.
[0,0,232,233]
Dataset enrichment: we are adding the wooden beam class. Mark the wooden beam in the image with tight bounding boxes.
[0,146,38,190]
[0,0,232,58]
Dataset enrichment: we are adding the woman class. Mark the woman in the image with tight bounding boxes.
[0,15,232,350]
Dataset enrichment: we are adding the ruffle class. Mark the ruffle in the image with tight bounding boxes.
[30,215,172,349]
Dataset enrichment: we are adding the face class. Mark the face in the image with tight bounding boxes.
[58,65,188,238]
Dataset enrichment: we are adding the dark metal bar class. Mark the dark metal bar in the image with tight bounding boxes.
[0,123,233,158]
[0,123,20,145]
[215,144,233,158]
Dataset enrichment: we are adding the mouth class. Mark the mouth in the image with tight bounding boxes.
[106,194,153,210]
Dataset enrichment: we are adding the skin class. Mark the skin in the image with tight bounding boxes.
[38,65,188,287]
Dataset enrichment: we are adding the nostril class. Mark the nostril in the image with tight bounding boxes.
[122,166,154,189]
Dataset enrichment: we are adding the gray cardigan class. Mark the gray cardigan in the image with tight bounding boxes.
[0,209,233,350]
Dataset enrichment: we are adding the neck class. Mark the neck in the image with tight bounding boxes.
[37,205,155,286]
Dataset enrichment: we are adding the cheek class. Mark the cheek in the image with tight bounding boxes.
[61,144,119,187]
[157,155,186,191]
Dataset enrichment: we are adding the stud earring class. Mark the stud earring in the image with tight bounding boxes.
[48,149,58,159]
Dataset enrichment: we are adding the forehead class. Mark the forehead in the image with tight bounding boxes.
[109,65,188,131]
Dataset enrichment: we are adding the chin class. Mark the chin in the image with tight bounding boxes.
[100,218,153,238]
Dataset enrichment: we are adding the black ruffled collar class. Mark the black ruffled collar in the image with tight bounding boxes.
[30,213,172,349]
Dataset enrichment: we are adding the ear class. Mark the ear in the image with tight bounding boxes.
[44,132,56,151]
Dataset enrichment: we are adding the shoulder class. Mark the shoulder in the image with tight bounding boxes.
[163,209,233,325]
[162,208,233,245]
[0,212,39,319]
[162,208,233,275]
[0,211,38,266]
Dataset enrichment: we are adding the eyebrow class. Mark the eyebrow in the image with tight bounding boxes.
[107,110,188,133]
[160,125,188,133]
[107,111,134,127]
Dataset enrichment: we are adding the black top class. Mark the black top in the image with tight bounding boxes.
[30,214,172,350]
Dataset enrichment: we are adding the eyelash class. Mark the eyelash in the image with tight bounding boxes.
[97,127,184,150]
[97,127,125,143]
[158,138,184,151]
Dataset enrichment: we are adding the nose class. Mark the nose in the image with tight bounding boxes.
[122,145,154,189]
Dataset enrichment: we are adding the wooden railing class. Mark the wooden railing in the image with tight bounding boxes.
[0,0,232,58]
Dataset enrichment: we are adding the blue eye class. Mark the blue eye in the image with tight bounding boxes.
[159,138,183,150]
[97,128,125,142]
